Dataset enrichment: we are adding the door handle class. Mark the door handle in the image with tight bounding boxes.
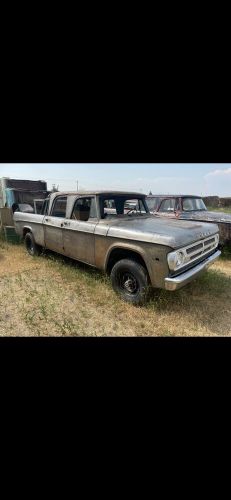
[45,218,49,222]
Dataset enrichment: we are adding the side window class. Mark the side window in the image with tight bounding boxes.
[71,197,97,222]
[51,197,67,218]
[159,198,176,212]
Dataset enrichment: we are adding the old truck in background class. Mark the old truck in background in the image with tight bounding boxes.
[146,194,231,247]
[14,191,221,305]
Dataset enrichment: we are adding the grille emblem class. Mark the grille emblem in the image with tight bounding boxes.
[199,231,211,238]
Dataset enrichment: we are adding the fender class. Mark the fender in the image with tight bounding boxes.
[104,241,152,276]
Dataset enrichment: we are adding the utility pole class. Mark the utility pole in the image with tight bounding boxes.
[76,180,79,192]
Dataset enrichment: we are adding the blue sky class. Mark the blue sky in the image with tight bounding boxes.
[0,164,231,196]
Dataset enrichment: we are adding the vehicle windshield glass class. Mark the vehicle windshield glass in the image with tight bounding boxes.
[182,198,207,211]
[100,196,149,219]
[146,197,160,211]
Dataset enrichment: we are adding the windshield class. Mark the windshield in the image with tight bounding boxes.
[100,196,149,219]
[182,198,207,211]
[146,197,160,212]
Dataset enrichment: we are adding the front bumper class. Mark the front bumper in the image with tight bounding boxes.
[165,250,221,291]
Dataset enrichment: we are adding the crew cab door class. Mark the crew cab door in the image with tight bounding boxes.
[62,196,98,265]
[43,196,67,253]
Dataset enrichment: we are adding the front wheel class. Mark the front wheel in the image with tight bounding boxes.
[110,259,150,305]
[25,232,42,256]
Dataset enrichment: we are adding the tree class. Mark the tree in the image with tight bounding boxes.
[149,190,153,195]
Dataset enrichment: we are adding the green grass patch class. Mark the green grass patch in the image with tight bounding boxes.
[207,206,231,214]
[220,244,231,260]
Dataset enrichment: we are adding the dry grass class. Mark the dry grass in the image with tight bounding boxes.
[0,239,231,337]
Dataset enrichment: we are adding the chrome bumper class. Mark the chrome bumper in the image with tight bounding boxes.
[165,250,221,291]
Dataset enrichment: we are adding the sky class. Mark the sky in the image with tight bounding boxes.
[0,164,231,197]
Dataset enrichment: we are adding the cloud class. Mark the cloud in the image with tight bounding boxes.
[204,167,231,196]
[205,167,231,178]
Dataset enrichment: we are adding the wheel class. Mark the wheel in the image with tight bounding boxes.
[110,258,150,305]
[25,232,41,256]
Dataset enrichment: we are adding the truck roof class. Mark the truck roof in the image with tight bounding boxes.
[49,191,146,198]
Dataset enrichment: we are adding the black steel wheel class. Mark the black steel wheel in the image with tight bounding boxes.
[25,232,41,256]
[110,258,150,305]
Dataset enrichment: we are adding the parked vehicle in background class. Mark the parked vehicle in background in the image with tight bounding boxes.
[14,191,220,305]
[146,195,231,247]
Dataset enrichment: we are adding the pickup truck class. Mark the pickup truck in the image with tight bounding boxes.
[146,194,231,246]
[13,191,221,305]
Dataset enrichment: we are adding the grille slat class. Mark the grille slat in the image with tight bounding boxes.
[204,238,215,247]
[186,243,203,255]
[178,234,218,269]
[189,251,203,260]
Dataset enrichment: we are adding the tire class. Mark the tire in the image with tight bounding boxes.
[110,258,150,306]
[25,232,41,256]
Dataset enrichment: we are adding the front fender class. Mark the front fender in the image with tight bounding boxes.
[103,241,155,284]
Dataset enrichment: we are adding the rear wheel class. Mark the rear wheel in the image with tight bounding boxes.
[25,232,41,256]
[110,258,150,305]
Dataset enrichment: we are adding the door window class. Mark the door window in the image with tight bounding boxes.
[51,197,67,217]
[159,198,176,212]
[71,197,97,221]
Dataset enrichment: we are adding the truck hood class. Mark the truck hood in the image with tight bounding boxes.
[106,215,219,249]
[179,210,231,224]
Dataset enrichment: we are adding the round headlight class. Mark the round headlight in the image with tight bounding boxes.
[168,250,185,271]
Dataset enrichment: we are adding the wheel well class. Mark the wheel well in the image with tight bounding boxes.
[23,228,31,239]
[106,248,149,275]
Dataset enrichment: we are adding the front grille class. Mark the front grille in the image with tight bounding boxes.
[185,236,217,264]
[170,234,219,276]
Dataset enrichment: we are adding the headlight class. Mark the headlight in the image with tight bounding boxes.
[168,250,185,271]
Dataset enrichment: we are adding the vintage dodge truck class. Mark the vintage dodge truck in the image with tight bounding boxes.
[13,191,221,305]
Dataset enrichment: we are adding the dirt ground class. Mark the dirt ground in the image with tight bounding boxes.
[0,240,231,337]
